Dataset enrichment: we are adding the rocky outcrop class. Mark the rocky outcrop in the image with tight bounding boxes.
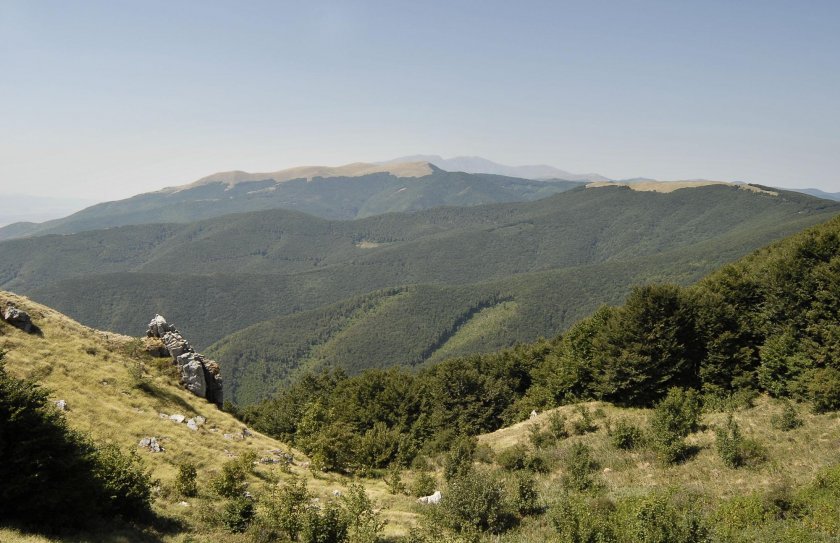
[146,314,223,407]
[3,304,33,333]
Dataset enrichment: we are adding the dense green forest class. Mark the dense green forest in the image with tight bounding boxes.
[2,184,836,404]
[241,213,840,471]
[0,167,581,240]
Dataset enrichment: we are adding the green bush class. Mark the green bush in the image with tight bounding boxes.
[438,468,513,534]
[771,401,802,431]
[561,442,599,492]
[649,388,701,464]
[547,411,569,440]
[571,405,597,435]
[512,471,541,515]
[384,464,406,495]
[176,461,198,497]
[622,491,708,543]
[497,444,529,471]
[549,494,616,543]
[221,496,254,533]
[210,458,248,498]
[443,435,476,482]
[609,419,644,450]
[0,359,154,529]
[410,471,437,497]
[716,414,766,469]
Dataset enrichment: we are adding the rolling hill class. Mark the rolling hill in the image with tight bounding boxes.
[0,162,582,241]
[2,183,838,404]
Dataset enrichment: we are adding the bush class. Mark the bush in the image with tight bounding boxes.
[210,458,248,498]
[528,423,555,449]
[550,494,616,543]
[438,468,514,534]
[622,491,708,543]
[561,442,599,492]
[609,419,644,450]
[384,464,406,495]
[649,388,701,464]
[443,435,476,482]
[411,471,437,497]
[497,444,529,471]
[547,411,569,440]
[175,461,198,497]
[0,359,154,529]
[341,483,386,543]
[771,401,802,431]
[716,414,766,469]
[571,405,597,435]
[512,472,541,515]
[221,496,254,533]
[254,476,310,541]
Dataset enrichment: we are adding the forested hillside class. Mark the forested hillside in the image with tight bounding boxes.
[242,212,840,470]
[2,184,837,404]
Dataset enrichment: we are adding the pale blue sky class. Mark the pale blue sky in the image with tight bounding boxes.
[1,0,839,200]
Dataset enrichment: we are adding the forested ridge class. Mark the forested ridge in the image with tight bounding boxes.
[241,213,840,470]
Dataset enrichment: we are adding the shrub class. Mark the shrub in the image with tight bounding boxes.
[571,405,597,435]
[801,368,840,413]
[562,442,599,492]
[622,491,708,543]
[210,458,248,498]
[221,496,254,533]
[528,423,555,448]
[474,443,495,464]
[341,483,386,543]
[384,464,406,495]
[0,359,154,529]
[439,468,513,534]
[609,419,643,450]
[771,401,802,431]
[716,414,766,469]
[649,388,701,464]
[443,435,476,482]
[497,444,529,471]
[549,494,616,543]
[255,476,310,541]
[512,471,541,515]
[175,461,198,497]
[547,411,569,440]
[410,471,437,497]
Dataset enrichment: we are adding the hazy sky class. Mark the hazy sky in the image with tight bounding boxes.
[2,0,839,201]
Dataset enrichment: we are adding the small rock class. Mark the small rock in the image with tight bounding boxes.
[260,457,279,464]
[177,501,190,507]
[186,419,198,431]
[530,409,539,419]
[332,490,342,497]
[139,436,164,452]
[223,433,235,440]
[55,400,67,411]
[159,413,169,419]
[195,416,206,425]
[241,428,252,438]
[603,467,613,474]
[169,414,185,424]
[417,490,442,505]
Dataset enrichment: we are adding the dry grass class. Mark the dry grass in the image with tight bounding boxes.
[586,180,779,196]
[0,291,418,542]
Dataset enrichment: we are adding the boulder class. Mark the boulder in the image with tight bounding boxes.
[417,490,442,505]
[186,418,198,431]
[146,314,175,338]
[179,356,207,397]
[3,305,32,333]
[169,414,186,424]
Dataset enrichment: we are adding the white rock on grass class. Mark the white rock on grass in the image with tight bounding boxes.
[169,414,185,424]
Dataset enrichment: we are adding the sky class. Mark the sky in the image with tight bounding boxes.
[1,0,839,202]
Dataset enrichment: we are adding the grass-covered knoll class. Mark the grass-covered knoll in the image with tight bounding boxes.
[0,292,421,542]
[0,166,581,241]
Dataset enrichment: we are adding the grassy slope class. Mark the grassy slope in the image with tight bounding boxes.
[0,291,419,542]
[479,399,840,541]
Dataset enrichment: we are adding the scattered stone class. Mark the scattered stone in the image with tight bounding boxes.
[177,501,190,507]
[332,490,342,497]
[3,305,33,333]
[241,428,252,438]
[169,414,185,424]
[138,436,164,452]
[243,491,254,500]
[195,416,206,425]
[603,467,613,474]
[186,419,198,431]
[530,409,538,419]
[159,413,169,419]
[260,457,280,464]
[223,433,236,440]
[55,399,67,411]
[417,490,442,505]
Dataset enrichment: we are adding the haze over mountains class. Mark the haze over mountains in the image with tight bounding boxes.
[381,155,610,181]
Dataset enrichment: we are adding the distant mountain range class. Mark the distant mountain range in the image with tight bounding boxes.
[790,188,840,201]
[382,154,609,181]
[0,163,583,241]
